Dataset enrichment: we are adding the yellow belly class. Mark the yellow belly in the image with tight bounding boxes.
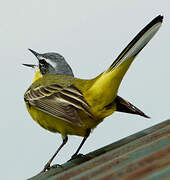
[25,103,104,137]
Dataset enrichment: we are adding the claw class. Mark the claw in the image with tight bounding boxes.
[41,163,62,173]
[50,164,63,169]
[41,162,51,172]
[68,153,85,161]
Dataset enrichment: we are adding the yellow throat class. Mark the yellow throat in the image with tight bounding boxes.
[33,69,43,83]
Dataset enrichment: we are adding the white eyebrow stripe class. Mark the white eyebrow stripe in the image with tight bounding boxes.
[45,58,57,68]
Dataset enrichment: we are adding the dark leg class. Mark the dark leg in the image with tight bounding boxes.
[71,129,91,159]
[42,136,68,172]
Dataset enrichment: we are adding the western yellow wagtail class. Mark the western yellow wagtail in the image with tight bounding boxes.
[23,15,163,172]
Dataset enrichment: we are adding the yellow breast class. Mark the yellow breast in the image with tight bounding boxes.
[25,103,101,137]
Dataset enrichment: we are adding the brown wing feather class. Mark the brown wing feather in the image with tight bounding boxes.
[24,83,93,126]
[29,94,83,126]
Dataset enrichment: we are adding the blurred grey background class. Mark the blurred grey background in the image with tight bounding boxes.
[0,0,169,179]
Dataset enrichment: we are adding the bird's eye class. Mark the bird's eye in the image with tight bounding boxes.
[39,59,46,65]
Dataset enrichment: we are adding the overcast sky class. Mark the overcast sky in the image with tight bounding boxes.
[1,1,170,179]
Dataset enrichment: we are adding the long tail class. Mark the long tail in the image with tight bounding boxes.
[106,15,163,74]
[87,15,163,107]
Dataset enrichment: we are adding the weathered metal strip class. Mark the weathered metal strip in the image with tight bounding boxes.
[49,126,170,180]
[73,135,170,180]
[28,120,170,180]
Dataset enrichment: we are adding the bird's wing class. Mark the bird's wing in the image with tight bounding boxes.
[115,96,150,118]
[24,83,93,126]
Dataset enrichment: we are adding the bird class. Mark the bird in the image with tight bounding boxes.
[23,15,163,172]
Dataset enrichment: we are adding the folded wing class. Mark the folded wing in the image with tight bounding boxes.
[24,83,93,127]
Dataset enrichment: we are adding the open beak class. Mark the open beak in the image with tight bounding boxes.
[28,48,39,57]
[23,49,40,69]
[22,64,38,69]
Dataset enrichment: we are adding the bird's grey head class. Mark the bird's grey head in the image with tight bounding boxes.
[26,49,74,76]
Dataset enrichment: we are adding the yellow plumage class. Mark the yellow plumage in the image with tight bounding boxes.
[24,15,163,171]
[25,55,134,137]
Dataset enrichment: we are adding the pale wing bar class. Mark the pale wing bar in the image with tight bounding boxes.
[29,95,83,126]
[24,84,93,126]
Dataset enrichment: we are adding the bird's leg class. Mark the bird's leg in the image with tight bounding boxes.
[71,128,91,159]
[42,136,68,172]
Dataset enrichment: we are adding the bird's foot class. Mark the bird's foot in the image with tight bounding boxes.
[68,153,85,161]
[41,163,62,173]
[50,164,63,169]
[41,162,51,172]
